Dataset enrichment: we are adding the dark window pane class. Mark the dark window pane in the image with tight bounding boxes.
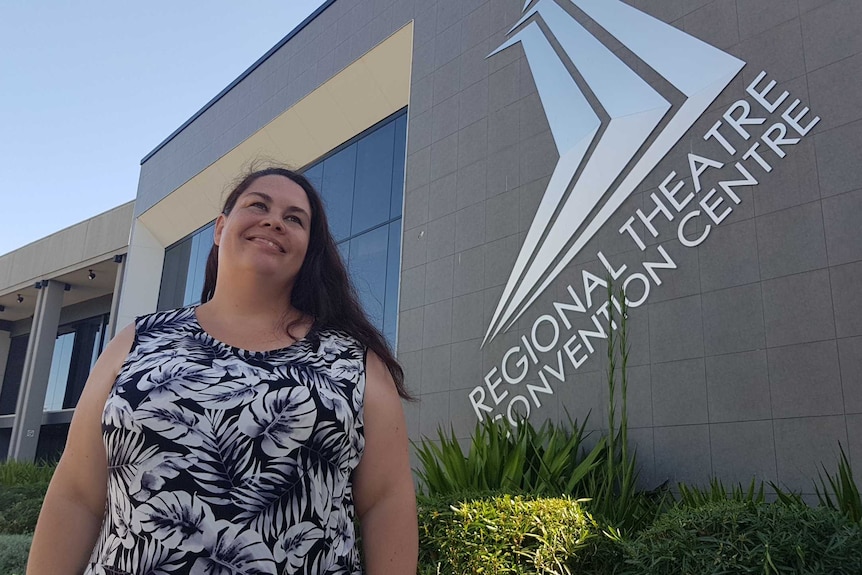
[384,220,402,347]
[321,144,357,242]
[158,239,192,311]
[63,318,99,409]
[348,227,389,332]
[89,315,108,371]
[390,114,407,219]
[196,224,214,301]
[353,121,395,233]
[35,423,69,464]
[0,429,10,461]
[184,223,214,306]
[0,335,28,415]
[183,232,201,306]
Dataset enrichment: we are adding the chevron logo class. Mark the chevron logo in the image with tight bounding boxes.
[483,0,745,346]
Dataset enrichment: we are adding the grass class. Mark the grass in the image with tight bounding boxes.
[0,461,55,487]
[0,534,31,575]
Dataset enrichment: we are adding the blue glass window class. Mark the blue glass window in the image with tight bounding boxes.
[352,121,395,233]
[303,163,324,192]
[390,114,407,219]
[347,226,389,329]
[44,332,75,411]
[320,143,357,242]
[338,240,350,264]
[383,220,402,344]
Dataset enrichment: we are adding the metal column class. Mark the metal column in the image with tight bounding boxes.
[107,253,127,340]
[9,280,65,461]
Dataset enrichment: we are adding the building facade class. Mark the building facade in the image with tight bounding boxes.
[6,0,857,494]
[0,202,132,461]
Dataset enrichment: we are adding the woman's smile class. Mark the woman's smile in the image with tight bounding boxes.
[247,236,285,253]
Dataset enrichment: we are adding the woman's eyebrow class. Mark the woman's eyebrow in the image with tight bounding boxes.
[247,191,310,219]
[285,205,311,220]
[246,191,273,202]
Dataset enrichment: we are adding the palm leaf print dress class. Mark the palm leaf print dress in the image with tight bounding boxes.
[84,306,366,575]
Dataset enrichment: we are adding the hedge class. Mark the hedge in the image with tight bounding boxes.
[0,484,47,535]
[621,500,862,575]
[0,534,31,575]
[418,493,614,574]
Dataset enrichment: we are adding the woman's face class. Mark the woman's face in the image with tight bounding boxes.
[214,174,312,288]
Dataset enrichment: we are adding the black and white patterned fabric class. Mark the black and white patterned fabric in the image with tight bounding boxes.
[84,306,366,575]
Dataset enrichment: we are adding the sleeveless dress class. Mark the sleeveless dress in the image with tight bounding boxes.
[84,306,367,575]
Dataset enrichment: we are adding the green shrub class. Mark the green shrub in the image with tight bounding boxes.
[675,446,861,523]
[0,461,55,487]
[414,417,604,498]
[621,500,862,574]
[0,485,48,535]
[418,493,610,574]
[0,534,31,575]
[816,444,861,523]
[677,477,767,506]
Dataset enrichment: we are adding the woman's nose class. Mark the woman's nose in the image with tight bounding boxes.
[262,218,283,231]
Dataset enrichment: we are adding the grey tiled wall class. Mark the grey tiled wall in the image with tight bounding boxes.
[400,0,862,494]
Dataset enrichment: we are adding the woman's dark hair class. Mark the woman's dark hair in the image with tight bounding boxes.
[201,166,410,400]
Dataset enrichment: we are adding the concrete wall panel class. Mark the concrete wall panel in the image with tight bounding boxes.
[115,220,165,333]
[0,202,132,296]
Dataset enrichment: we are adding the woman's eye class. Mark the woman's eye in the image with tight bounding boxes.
[285,215,303,226]
[251,201,267,210]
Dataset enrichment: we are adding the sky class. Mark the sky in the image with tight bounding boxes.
[0,0,326,257]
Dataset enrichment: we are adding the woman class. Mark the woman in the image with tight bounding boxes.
[28,167,418,574]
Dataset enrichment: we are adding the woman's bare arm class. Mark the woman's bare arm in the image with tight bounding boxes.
[26,324,135,575]
[352,352,418,575]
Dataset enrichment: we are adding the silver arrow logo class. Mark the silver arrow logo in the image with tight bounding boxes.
[483,0,744,346]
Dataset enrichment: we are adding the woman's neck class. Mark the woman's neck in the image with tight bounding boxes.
[209,269,293,312]
[197,281,311,350]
